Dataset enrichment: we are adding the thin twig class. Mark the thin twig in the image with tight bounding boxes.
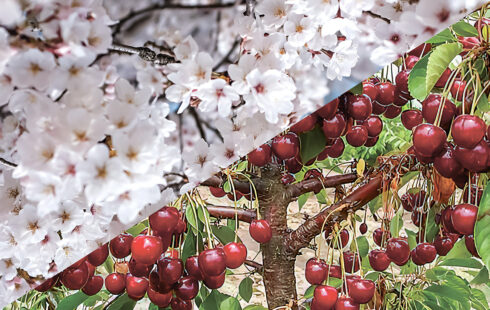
[213,39,240,71]
[0,158,17,168]
[188,108,207,141]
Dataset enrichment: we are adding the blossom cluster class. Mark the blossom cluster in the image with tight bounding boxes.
[0,0,485,305]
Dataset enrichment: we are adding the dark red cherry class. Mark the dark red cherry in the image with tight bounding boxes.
[408,43,431,57]
[223,242,247,269]
[347,95,372,121]
[441,207,458,234]
[198,248,226,277]
[411,248,425,265]
[362,82,377,101]
[247,144,272,166]
[128,258,152,278]
[285,156,302,173]
[305,258,327,285]
[368,250,391,271]
[291,114,318,133]
[451,115,486,149]
[376,82,396,106]
[359,223,368,235]
[371,100,387,115]
[465,234,480,257]
[401,110,423,130]
[175,276,199,300]
[87,243,109,267]
[149,206,180,234]
[325,138,345,158]
[105,273,126,295]
[82,275,103,296]
[334,295,360,309]
[209,186,226,197]
[386,238,410,266]
[450,79,466,101]
[322,113,346,139]
[451,203,478,235]
[281,173,296,185]
[383,105,402,119]
[157,256,184,284]
[131,235,163,266]
[411,209,427,226]
[435,68,452,88]
[126,274,149,300]
[363,115,383,137]
[434,144,464,178]
[185,256,203,281]
[249,219,272,244]
[271,133,300,160]
[401,193,414,212]
[109,233,133,259]
[343,251,360,273]
[413,124,447,157]
[346,125,368,147]
[349,279,375,304]
[393,88,410,106]
[395,70,411,94]
[373,228,391,247]
[404,55,419,69]
[422,94,456,128]
[147,286,172,308]
[414,243,437,264]
[434,234,454,256]
[317,98,340,120]
[60,262,89,290]
[364,136,379,147]
[326,264,342,279]
[454,141,488,172]
[35,275,59,292]
[203,271,226,289]
[170,297,193,310]
[311,285,338,309]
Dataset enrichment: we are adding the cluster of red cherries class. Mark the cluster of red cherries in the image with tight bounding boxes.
[35,206,254,309]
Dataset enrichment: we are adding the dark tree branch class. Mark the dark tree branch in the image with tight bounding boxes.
[365,10,391,24]
[206,205,256,223]
[244,259,263,272]
[0,158,17,168]
[213,39,240,71]
[286,173,358,198]
[109,43,176,65]
[200,175,252,194]
[188,108,207,141]
[284,175,384,255]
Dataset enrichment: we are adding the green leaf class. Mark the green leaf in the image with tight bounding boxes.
[106,294,136,310]
[243,305,267,310]
[181,231,197,263]
[200,290,229,310]
[475,183,490,271]
[442,239,472,261]
[408,52,431,100]
[102,255,114,274]
[126,222,147,237]
[236,161,248,172]
[470,288,490,310]
[56,291,89,310]
[316,189,329,205]
[221,297,242,310]
[299,126,326,163]
[326,277,343,288]
[298,192,311,211]
[470,266,489,285]
[426,28,457,44]
[390,208,404,238]
[425,42,463,93]
[83,290,109,307]
[452,21,479,37]
[354,236,369,257]
[438,258,483,269]
[186,206,198,231]
[406,229,417,250]
[303,285,315,299]
[350,82,363,95]
[425,207,438,243]
[211,225,237,245]
[239,277,253,302]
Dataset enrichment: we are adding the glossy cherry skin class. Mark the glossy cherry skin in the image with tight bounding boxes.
[109,233,134,259]
[149,206,180,233]
[373,228,391,247]
[281,173,296,185]
[401,110,423,130]
[175,276,199,300]
[223,242,247,269]
[395,69,411,94]
[198,248,227,277]
[128,258,152,278]
[60,262,89,290]
[347,95,372,121]
[87,243,109,266]
[435,68,452,88]
[412,124,447,157]
[318,98,340,120]
[434,234,454,256]
[451,115,486,149]
[421,94,456,128]
[82,275,103,296]
[404,55,419,69]
[386,238,410,266]
[147,286,172,308]
[368,250,391,271]
[105,273,126,295]
[450,79,466,101]
[434,144,464,178]
[322,113,346,139]
[334,296,360,309]
[343,251,360,273]
[285,156,302,173]
[203,271,226,289]
[363,115,383,137]
[454,141,488,172]
[312,285,338,309]
[364,136,379,147]
[185,256,203,281]
[247,144,272,167]
[131,235,163,266]
[209,186,226,197]
[465,234,480,257]
[35,275,59,292]
[394,88,410,106]
[349,279,375,304]
[271,133,300,160]
[362,82,377,101]
[326,264,342,279]
[441,207,458,234]
[291,114,318,133]
[409,43,432,57]
[305,258,327,285]
[171,297,193,310]
[157,256,184,284]
[359,223,368,235]
[249,219,272,244]
[325,138,345,158]
[415,243,437,264]
[346,125,368,147]
[376,82,396,106]
[383,105,402,119]
[371,99,387,115]
[401,193,414,212]
[126,274,149,300]
[451,203,478,235]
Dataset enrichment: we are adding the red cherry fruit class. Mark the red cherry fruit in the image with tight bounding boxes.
[109,233,133,259]
[326,264,342,279]
[371,100,387,115]
[386,238,410,266]
[334,296,360,309]
[347,95,372,121]
[401,110,423,130]
[394,88,410,106]
[171,297,193,310]
[362,82,377,101]
[395,70,411,94]
[149,206,180,234]
[203,271,226,289]
[209,186,226,197]
[411,248,425,266]
[325,138,345,158]
[408,43,432,57]
[105,273,126,295]
[247,144,272,166]
[128,258,152,278]
[450,79,466,101]
[318,98,340,120]
[291,114,318,133]
[364,136,378,147]
[383,105,402,119]
[454,141,488,172]
[441,207,458,234]
[376,82,396,106]
[435,68,452,88]
[322,113,346,139]
[305,258,327,285]
[249,219,272,244]
[451,114,486,149]
[35,275,59,292]
[175,276,199,300]
[363,115,383,137]
[411,209,427,226]
[340,229,350,247]
[346,125,368,147]
[349,279,375,304]
[198,248,227,276]
[223,242,247,269]
[415,243,437,264]
[131,235,163,266]
[281,173,296,185]
[185,256,203,281]
[465,234,480,257]
[368,250,391,271]
[271,133,300,160]
[82,275,103,296]
[312,285,338,309]
[147,286,172,308]
[421,94,456,128]
[434,144,464,178]
[126,274,149,300]
[285,156,302,173]
[61,262,89,290]
[359,223,368,235]
[157,256,184,284]
[373,228,391,247]
[87,243,109,266]
[451,203,478,235]
[434,234,454,256]
[401,193,414,212]
[458,36,480,50]
[404,55,419,70]
[412,124,447,157]
[343,251,360,273]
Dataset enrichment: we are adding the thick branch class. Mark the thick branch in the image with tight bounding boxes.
[244,259,263,272]
[206,205,256,223]
[284,175,383,254]
[286,173,358,198]
[201,175,253,194]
